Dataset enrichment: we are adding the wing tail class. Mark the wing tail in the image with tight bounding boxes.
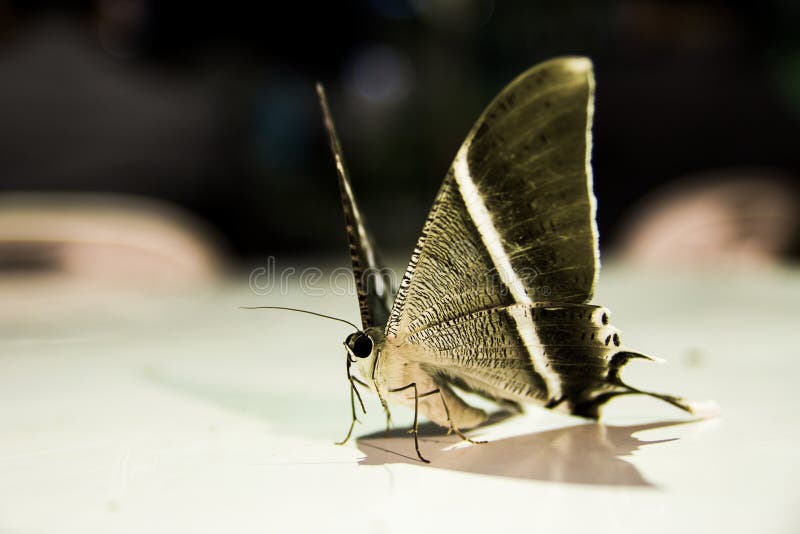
[570,351,720,419]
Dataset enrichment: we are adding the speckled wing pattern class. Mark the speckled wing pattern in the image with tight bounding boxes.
[385,57,693,416]
[317,84,393,329]
[387,57,598,339]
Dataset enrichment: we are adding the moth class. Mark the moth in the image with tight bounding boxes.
[316,57,707,463]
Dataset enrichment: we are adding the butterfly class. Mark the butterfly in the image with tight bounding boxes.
[316,56,708,463]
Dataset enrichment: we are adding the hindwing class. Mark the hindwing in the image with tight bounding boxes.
[407,303,625,409]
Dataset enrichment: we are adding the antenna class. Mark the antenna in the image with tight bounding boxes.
[240,306,360,331]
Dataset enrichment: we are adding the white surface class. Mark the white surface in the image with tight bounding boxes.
[1,265,799,533]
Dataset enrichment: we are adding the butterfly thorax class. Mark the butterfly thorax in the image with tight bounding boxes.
[352,327,439,405]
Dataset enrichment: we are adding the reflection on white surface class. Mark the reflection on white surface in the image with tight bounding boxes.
[0,265,798,533]
[358,418,694,486]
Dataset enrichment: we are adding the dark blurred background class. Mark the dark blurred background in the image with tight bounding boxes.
[1,0,799,265]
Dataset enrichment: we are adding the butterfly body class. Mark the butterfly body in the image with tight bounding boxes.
[355,327,482,430]
[359,301,635,433]
[320,57,708,461]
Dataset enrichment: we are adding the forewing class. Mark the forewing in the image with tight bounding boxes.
[386,57,598,339]
[317,84,394,329]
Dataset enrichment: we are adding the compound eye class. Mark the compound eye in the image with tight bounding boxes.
[351,334,373,359]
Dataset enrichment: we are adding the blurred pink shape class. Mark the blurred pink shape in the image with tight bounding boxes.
[0,192,225,288]
[618,171,798,268]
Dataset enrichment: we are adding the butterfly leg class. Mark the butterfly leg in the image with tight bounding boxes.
[438,391,487,446]
[372,349,393,435]
[337,355,367,446]
[388,382,430,463]
[380,397,393,436]
[336,383,360,445]
[420,381,488,432]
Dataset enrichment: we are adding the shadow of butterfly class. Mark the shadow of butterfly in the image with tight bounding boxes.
[357,418,691,486]
[318,56,715,463]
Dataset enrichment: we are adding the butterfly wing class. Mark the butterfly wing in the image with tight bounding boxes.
[317,84,394,329]
[407,303,696,417]
[383,57,702,417]
[386,57,598,340]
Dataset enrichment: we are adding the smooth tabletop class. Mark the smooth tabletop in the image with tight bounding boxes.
[1,264,798,533]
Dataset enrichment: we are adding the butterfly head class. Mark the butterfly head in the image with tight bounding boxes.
[344,331,374,359]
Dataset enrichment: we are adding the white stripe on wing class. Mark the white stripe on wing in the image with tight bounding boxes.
[453,146,562,400]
